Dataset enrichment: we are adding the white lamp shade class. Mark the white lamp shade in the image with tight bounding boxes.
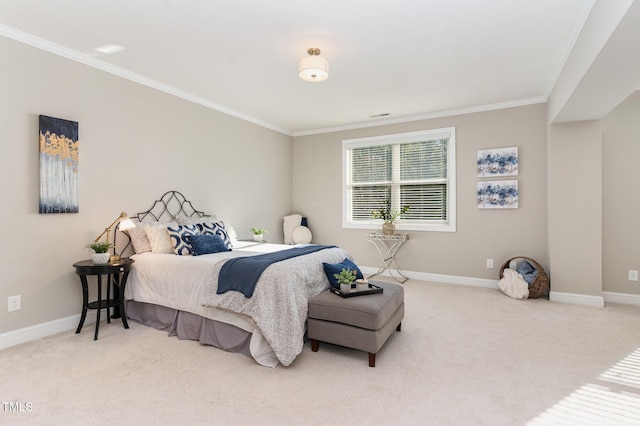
[298,55,329,82]
[119,215,136,231]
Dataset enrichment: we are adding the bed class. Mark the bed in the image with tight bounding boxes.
[120,191,352,367]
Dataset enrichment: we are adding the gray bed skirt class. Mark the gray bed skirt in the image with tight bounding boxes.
[125,300,253,359]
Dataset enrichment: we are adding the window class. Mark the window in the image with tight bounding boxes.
[342,127,456,232]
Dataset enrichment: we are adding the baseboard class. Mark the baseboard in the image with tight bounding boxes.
[0,311,96,351]
[549,291,605,308]
[602,291,640,306]
[360,266,499,289]
[365,266,640,308]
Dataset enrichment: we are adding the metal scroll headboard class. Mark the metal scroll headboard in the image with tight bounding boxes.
[131,190,208,223]
[115,190,210,256]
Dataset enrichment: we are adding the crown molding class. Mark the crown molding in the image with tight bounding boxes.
[0,22,564,139]
[0,24,292,136]
[292,97,547,137]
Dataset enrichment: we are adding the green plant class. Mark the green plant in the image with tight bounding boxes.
[372,196,410,223]
[250,228,267,235]
[334,268,357,286]
[86,241,114,253]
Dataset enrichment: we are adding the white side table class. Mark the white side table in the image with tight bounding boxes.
[366,232,409,283]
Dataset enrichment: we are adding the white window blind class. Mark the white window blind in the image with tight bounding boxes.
[343,127,456,232]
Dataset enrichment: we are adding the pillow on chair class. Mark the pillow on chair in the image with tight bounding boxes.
[291,225,312,244]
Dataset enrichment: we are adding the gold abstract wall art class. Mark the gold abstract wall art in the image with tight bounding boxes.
[39,115,79,214]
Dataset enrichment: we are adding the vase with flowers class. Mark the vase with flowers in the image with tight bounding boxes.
[372,197,410,236]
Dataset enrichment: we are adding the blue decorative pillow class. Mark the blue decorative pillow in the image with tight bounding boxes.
[197,221,233,250]
[322,258,364,288]
[516,259,538,285]
[186,234,231,256]
[166,224,200,255]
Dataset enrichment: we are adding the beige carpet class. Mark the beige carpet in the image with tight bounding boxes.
[2,279,640,425]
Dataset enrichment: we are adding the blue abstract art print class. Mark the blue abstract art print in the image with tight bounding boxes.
[477,146,518,177]
[477,180,518,209]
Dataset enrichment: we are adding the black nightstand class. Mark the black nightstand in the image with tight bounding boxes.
[72,258,134,340]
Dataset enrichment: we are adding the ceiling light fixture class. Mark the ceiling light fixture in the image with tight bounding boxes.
[94,44,125,55]
[298,48,329,82]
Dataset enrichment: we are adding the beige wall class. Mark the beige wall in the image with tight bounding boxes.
[602,91,640,295]
[3,31,638,338]
[0,38,293,333]
[548,121,602,298]
[292,103,549,280]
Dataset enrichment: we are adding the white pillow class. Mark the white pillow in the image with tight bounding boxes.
[145,226,175,254]
[222,221,238,245]
[127,225,151,254]
[292,225,312,244]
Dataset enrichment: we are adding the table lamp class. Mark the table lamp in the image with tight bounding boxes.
[94,211,136,262]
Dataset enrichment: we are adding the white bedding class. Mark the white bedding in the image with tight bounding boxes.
[125,242,349,367]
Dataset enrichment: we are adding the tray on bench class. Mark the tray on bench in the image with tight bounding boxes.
[329,283,384,298]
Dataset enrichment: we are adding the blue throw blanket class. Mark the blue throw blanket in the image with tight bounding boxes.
[217,245,336,297]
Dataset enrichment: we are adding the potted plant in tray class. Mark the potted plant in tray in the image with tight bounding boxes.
[334,268,357,293]
[86,241,114,264]
[372,196,410,236]
[250,227,267,242]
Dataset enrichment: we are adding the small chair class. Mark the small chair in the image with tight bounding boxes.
[283,214,312,244]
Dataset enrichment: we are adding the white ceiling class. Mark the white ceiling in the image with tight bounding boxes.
[0,0,594,135]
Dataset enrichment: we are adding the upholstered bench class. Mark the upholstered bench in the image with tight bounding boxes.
[308,280,404,367]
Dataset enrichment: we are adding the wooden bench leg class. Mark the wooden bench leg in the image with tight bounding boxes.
[369,353,376,367]
[311,339,319,352]
[396,322,402,332]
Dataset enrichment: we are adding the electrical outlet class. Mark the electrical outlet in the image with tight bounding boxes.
[629,270,639,282]
[486,259,494,269]
[8,295,21,312]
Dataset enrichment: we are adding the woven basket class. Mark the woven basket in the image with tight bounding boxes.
[499,256,549,299]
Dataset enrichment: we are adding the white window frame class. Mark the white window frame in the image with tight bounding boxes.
[342,127,456,233]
